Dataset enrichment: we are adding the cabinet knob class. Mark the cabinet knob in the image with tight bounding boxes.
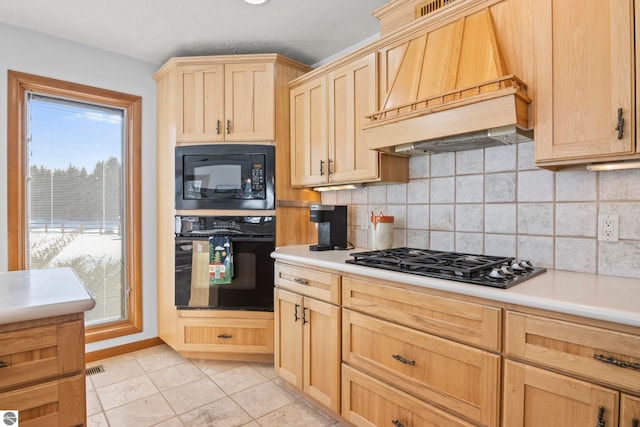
[0,361,8,368]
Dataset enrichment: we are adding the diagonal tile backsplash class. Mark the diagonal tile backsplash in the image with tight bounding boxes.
[321,141,640,279]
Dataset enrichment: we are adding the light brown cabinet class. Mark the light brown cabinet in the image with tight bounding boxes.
[0,313,86,426]
[534,0,637,167]
[177,62,275,143]
[503,359,619,427]
[289,53,408,188]
[621,394,640,427]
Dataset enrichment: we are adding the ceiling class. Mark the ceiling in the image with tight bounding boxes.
[0,0,390,66]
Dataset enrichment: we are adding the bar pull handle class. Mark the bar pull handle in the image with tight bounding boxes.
[392,420,405,427]
[217,334,232,339]
[632,418,638,427]
[320,160,325,176]
[226,119,231,134]
[294,278,309,285]
[294,304,300,322]
[328,159,333,175]
[594,354,640,370]
[595,406,605,427]
[303,307,309,324]
[615,108,624,139]
[216,119,221,135]
[392,354,415,366]
[0,361,8,368]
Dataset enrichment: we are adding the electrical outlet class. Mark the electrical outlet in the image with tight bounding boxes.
[598,214,619,242]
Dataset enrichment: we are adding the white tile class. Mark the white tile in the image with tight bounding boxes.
[351,226,368,248]
[133,344,187,373]
[407,179,430,203]
[386,205,407,228]
[335,189,351,205]
[149,361,205,392]
[407,204,429,229]
[517,236,554,268]
[430,231,454,251]
[599,169,640,201]
[368,185,387,204]
[598,241,640,278]
[104,393,175,427]
[86,390,103,416]
[518,203,554,235]
[555,238,596,274]
[210,364,269,395]
[485,204,516,234]
[600,202,640,239]
[555,203,597,237]
[485,234,516,257]
[248,362,278,380]
[351,186,368,204]
[455,232,484,253]
[485,172,516,202]
[430,152,455,177]
[430,205,454,231]
[96,374,159,411]
[256,400,335,427]
[192,359,243,377]
[455,204,483,232]
[518,169,554,202]
[409,155,430,178]
[154,418,185,427]
[456,149,484,174]
[387,183,407,204]
[393,228,407,247]
[162,378,226,415]
[320,191,336,205]
[350,204,370,228]
[517,141,535,170]
[88,354,145,389]
[230,381,296,418]
[485,144,516,173]
[456,175,484,203]
[556,170,597,201]
[430,177,454,203]
[87,412,109,427]
[179,397,252,427]
[407,230,429,249]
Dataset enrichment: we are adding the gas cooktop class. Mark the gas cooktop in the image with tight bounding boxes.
[345,247,546,289]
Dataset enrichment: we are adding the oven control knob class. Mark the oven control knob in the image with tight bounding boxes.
[510,260,526,272]
[519,260,534,269]
[488,268,506,279]
[500,265,515,276]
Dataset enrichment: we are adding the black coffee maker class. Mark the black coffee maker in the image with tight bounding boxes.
[309,204,347,251]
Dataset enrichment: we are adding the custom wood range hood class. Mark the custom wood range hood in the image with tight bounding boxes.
[365,8,533,155]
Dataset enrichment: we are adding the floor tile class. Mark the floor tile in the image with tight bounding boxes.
[230,381,296,418]
[96,374,158,411]
[88,354,145,388]
[133,344,187,373]
[179,396,252,427]
[256,400,336,427]
[192,358,244,376]
[86,390,102,416]
[87,412,109,427]
[105,393,175,427]
[153,417,185,426]
[148,361,205,391]
[162,377,226,414]
[248,362,278,380]
[210,364,269,395]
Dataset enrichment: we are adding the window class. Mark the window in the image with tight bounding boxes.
[7,71,142,342]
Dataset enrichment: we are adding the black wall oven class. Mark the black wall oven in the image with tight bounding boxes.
[174,216,275,311]
[175,144,275,210]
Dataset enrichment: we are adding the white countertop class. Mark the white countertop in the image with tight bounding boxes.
[272,245,640,327]
[0,267,96,325]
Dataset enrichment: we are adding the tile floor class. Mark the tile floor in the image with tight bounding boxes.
[86,344,346,427]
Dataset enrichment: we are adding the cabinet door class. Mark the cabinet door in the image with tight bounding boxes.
[177,64,225,142]
[327,53,379,183]
[621,394,640,427]
[503,360,619,427]
[534,0,634,164]
[304,297,341,412]
[290,77,328,186]
[224,62,275,141]
[274,288,304,388]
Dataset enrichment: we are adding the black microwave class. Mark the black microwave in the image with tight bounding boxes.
[175,144,275,210]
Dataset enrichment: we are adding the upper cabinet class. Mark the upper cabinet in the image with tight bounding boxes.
[289,52,408,188]
[534,0,637,167]
[177,61,276,143]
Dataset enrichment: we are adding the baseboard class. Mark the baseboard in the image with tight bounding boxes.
[85,337,164,363]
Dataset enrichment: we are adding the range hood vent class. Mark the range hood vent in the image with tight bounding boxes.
[365,8,532,155]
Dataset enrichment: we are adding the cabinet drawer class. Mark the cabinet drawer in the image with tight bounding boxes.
[0,320,84,392]
[177,316,274,354]
[505,311,640,392]
[342,364,475,427]
[0,374,85,427]
[342,276,501,351]
[343,309,500,427]
[275,262,341,304]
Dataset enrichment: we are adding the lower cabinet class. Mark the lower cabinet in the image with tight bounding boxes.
[175,311,274,362]
[503,360,619,427]
[274,287,341,412]
[342,364,475,427]
[621,394,640,426]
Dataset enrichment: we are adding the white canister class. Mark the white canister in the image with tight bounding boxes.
[370,212,394,250]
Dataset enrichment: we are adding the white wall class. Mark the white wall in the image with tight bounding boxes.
[0,23,159,352]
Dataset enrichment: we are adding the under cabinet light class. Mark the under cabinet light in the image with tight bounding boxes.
[586,160,640,171]
[313,184,367,192]
[244,0,267,4]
